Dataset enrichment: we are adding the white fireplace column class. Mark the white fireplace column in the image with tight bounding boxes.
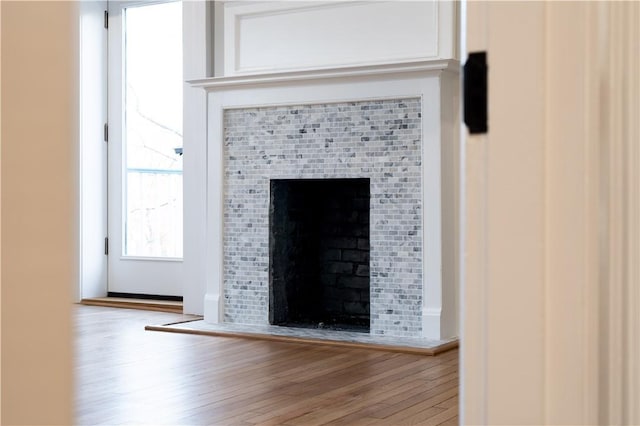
[190,61,459,340]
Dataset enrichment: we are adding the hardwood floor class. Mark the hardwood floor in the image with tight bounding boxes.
[75,305,459,425]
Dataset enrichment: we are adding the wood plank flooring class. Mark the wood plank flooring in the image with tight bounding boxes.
[75,305,459,425]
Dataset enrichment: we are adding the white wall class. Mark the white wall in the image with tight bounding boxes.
[220,1,457,75]
[1,2,76,424]
[79,0,108,300]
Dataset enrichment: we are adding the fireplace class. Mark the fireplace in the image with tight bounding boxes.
[269,178,370,332]
[196,61,460,340]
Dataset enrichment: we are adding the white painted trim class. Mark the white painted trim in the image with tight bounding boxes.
[190,60,459,90]
[623,4,639,420]
[182,0,212,314]
[544,3,600,422]
[421,307,442,339]
[203,94,224,323]
[78,0,108,300]
[438,68,460,339]
[421,75,444,339]
[199,63,459,339]
[463,2,547,424]
[600,2,640,424]
[463,1,639,424]
[221,1,453,75]
[203,293,222,324]
[437,0,457,60]
[107,1,126,290]
[460,1,488,423]
[117,256,183,262]
[213,2,225,77]
[627,4,640,422]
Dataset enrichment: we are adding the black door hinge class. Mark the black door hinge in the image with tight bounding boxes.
[104,123,108,142]
[104,237,109,255]
[104,10,109,29]
[464,51,488,134]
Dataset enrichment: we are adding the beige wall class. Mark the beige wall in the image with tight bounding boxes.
[1,2,77,424]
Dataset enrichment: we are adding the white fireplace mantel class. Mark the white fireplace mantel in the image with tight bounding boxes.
[189,60,460,90]
[191,60,460,340]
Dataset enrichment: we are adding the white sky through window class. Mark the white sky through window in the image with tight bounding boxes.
[124,1,183,258]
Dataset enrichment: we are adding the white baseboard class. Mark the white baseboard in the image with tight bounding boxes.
[422,307,443,340]
[204,293,222,324]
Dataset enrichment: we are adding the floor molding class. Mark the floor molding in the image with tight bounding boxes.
[80,297,183,314]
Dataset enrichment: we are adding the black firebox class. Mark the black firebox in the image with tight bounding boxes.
[269,178,370,332]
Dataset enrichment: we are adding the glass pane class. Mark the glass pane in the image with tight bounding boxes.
[124,1,182,257]
[126,172,183,257]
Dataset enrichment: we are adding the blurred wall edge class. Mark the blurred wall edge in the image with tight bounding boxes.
[1,2,78,424]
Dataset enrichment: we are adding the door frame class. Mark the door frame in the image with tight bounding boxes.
[462,1,640,424]
[77,0,210,306]
[600,3,640,423]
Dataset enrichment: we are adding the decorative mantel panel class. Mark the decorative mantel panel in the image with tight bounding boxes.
[191,60,459,340]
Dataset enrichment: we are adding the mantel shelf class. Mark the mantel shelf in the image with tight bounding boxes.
[188,59,460,91]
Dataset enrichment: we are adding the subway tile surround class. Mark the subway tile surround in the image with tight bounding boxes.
[223,98,423,337]
[192,61,460,342]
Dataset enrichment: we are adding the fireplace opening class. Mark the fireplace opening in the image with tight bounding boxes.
[269,178,370,332]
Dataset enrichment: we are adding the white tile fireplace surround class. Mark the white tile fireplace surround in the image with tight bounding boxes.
[191,60,459,343]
